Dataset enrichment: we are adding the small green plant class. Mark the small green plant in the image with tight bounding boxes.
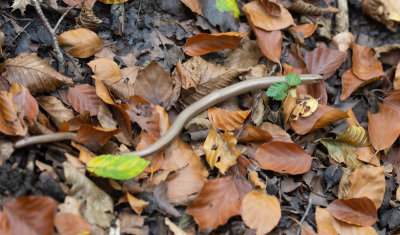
[266,73,301,100]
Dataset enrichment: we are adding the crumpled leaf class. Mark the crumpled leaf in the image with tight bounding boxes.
[88,57,122,83]
[241,190,281,235]
[336,124,370,147]
[327,197,377,226]
[183,32,247,56]
[68,84,101,116]
[3,53,73,94]
[54,213,92,235]
[0,91,27,136]
[203,128,244,174]
[134,60,173,107]
[3,196,56,235]
[58,28,104,58]
[187,175,251,232]
[63,162,114,227]
[253,141,312,174]
[207,107,251,131]
[37,96,74,128]
[352,43,384,81]
[10,83,38,125]
[304,48,346,79]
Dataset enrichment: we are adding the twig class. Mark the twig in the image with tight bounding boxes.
[296,197,313,235]
[54,0,87,32]
[14,132,77,149]
[32,0,65,73]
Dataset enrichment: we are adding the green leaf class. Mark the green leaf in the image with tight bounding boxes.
[87,154,150,180]
[266,82,288,100]
[215,0,240,18]
[285,73,301,86]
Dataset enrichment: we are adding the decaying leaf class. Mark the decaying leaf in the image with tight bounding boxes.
[54,213,92,235]
[304,48,346,79]
[75,124,121,146]
[187,176,251,232]
[253,141,312,174]
[58,28,104,58]
[315,207,338,235]
[224,36,264,70]
[333,32,355,52]
[319,139,364,170]
[0,91,27,136]
[327,197,377,226]
[3,53,73,94]
[67,84,101,116]
[203,128,244,174]
[183,32,247,56]
[241,190,281,235]
[207,107,251,131]
[10,83,38,125]
[88,58,122,83]
[286,93,319,122]
[11,0,33,15]
[37,96,74,128]
[356,146,380,166]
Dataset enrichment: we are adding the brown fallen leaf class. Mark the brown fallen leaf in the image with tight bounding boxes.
[253,141,312,174]
[95,80,115,105]
[254,28,283,63]
[356,146,380,166]
[207,107,251,131]
[0,211,11,234]
[10,83,38,125]
[71,141,96,164]
[165,217,186,235]
[237,125,273,142]
[352,43,385,81]
[394,61,400,90]
[260,0,281,16]
[134,60,173,107]
[58,28,104,58]
[243,1,294,31]
[340,69,381,100]
[3,196,57,235]
[186,175,251,232]
[368,103,400,151]
[260,122,292,142]
[0,91,27,136]
[37,96,74,128]
[68,84,101,116]
[241,189,281,235]
[3,53,73,94]
[54,213,92,235]
[88,57,122,83]
[304,47,346,79]
[181,0,203,16]
[291,104,348,135]
[75,124,121,146]
[315,207,338,235]
[296,81,328,105]
[224,36,264,70]
[327,197,377,226]
[359,0,399,32]
[183,32,248,56]
[288,24,318,38]
[204,128,244,174]
[126,192,149,215]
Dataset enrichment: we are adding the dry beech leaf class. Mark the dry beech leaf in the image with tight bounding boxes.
[304,48,346,79]
[368,103,400,151]
[291,105,348,135]
[95,80,114,105]
[393,61,400,90]
[383,91,400,115]
[0,91,27,136]
[243,1,294,31]
[315,207,338,235]
[3,53,73,94]
[54,213,92,235]
[356,146,380,166]
[75,124,121,146]
[327,197,377,226]
[71,141,96,164]
[68,84,101,116]
[352,44,384,81]
[126,192,149,215]
[224,36,264,70]
[203,128,244,174]
[341,69,381,100]
[241,190,281,235]
[59,111,90,132]
[237,125,273,142]
[260,122,292,142]
[336,124,370,147]
[319,139,364,170]
[58,28,104,58]
[208,107,251,131]
[183,32,248,56]
[297,81,328,105]
[333,32,355,52]
[88,57,122,83]
[288,24,318,38]
[261,0,281,16]
[0,211,11,234]
[3,196,57,235]
[134,60,172,107]
[187,176,251,232]
[37,96,74,128]
[347,166,385,209]
[254,28,283,63]
[181,0,203,16]
[253,141,312,174]
[331,218,378,235]
[103,67,137,102]
[10,83,38,125]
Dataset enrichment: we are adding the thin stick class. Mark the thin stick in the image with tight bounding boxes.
[296,197,313,235]
[14,132,77,149]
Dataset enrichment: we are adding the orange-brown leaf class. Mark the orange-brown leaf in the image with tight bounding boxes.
[368,103,400,151]
[327,197,377,226]
[75,124,121,145]
[253,141,312,174]
[208,107,251,131]
[241,190,281,235]
[355,146,380,166]
[95,79,115,104]
[126,192,149,215]
[3,53,73,94]
[254,28,283,63]
[37,96,74,128]
[291,104,348,135]
[10,83,38,125]
[243,1,294,31]
[136,132,164,173]
[315,207,338,235]
[393,61,400,90]
[67,84,101,116]
[289,24,317,38]
[187,176,251,232]
[3,196,57,235]
[304,48,346,79]
[54,213,92,235]
[237,125,273,142]
[183,32,248,56]
[0,91,27,136]
[352,44,384,80]
[88,57,122,83]
[340,69,381,100]
[58,28,104,58]
[260,0,281,16]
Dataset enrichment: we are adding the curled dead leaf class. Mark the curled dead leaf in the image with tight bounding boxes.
[352,43,384,81]
[237,125,273,142]
[37,96,74,128]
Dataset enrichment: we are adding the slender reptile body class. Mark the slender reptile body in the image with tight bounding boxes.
[14,74,323,155]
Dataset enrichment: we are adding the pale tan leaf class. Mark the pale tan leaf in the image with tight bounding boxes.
[37,96,74,128]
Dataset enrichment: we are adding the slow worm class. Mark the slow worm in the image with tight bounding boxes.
[14,74,323,155]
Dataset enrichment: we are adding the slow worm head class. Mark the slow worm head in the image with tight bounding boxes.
[126,74,323,157]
